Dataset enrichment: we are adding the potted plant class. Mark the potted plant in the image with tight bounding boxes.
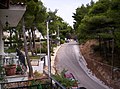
[16,65,22,75]
[4,64,16,76]
[0,65,5,81]
[4,59,16,76]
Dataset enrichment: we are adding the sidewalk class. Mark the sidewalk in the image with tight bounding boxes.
[51,45,61,74]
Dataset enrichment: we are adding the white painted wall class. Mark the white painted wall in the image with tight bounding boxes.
[0,22,5,56]
[32,61,44,73]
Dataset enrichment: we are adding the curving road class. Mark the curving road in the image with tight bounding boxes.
[55,41,109,89]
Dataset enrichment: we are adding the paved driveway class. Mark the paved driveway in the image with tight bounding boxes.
[55,41,109,89]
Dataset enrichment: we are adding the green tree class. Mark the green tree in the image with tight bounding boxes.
[24,0,47,55]
[47,9,72,44]
[107,0,120,48]
[73,0,120,67]
[73,4,88,31]
[74,0,112,42]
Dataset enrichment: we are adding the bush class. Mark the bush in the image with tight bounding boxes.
[53,69,77,88]
[60,39,65,44]
[5,47,16,53]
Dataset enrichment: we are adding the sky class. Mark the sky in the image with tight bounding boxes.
[41,0,98,27]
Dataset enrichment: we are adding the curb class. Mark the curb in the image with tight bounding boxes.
[51,45,61,74]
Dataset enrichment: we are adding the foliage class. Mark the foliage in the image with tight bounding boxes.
[73,0,120,48]
[60,39,65,44]
[16,65,22,75]
[73,4,88,31]
[28,80,42,89]
[29,55,40,59]
[33,70,43,78]
[0,65,5,81]
[16,65,22,71]
[53,69,77,88]
[5,46,16,53]
[72,0,120,67]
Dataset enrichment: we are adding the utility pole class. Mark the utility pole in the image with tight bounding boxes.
[57,26,60,46]
[47,21,51,77]
[39,34,41,60]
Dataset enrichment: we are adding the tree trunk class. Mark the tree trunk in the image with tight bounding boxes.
[28,29,34,56]
[22,18,33,78]
[31,27,34,55]
[18,30,22,48]
[31,27,36,55]
[9,28,12,47]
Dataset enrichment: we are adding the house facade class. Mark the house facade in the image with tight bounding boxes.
[0,0,26,56]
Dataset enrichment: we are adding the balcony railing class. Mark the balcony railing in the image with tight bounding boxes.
[1,78,51,89]
[0,76,66,89]
[0,54,26,79]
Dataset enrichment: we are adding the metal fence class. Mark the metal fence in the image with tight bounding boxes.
[0,76,66,89]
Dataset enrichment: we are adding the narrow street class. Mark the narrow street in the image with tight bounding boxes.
[55,41,109,89]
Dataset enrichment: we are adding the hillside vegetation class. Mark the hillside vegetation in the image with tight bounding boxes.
[80,40,120,89]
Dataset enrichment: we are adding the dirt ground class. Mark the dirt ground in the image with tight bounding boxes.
[80,40,120,89]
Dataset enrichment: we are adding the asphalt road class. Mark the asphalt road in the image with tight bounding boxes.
[55,41,109,89]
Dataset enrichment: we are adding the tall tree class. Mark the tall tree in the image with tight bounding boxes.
[24,0,47,55]
[73,0,112,42]
[22,17,33,78]
[107,0,120,48]
[73,4,88,31]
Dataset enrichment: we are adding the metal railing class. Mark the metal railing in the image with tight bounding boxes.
[0,75,66,89]
[0,78,50,89]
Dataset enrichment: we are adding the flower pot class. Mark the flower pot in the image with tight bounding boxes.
[4,64,16,76]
